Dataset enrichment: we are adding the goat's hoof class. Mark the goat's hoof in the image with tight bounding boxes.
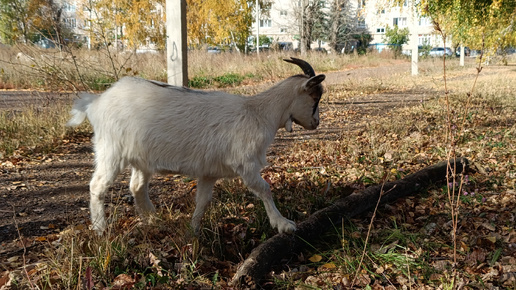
[90,221,107,236]
[277,219,297,234]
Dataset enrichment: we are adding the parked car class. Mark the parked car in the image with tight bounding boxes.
[429,47,453,57]
[455,46,471,57]
[313,47,328,54]
[402,45,431,57]
[207,46,222,54]
[250,46,270,53]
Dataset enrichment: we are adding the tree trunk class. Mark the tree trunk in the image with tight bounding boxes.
[231,158,469,287]
[328,0,341,52]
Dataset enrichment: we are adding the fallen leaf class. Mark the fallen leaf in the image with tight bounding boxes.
[321,263,336,269]
[500,272,516,286]
[465,248,486,266]
[308,254,322,263]
[481,222,496,231]
[112,273,135,288]
[0,271,10,288]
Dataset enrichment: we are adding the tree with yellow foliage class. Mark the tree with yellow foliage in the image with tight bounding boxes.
[186,0,263,50]
[79,0,165,50]
[420,0,516,63]
[0,0,73,45]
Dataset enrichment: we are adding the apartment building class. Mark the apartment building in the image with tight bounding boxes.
[56,0,445,52]
[251,0,363,51]
[253,0,445,53]
[361,0,448,52]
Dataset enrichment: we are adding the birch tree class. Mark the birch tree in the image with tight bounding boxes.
[186,0,258,50]
[421,0,516,63]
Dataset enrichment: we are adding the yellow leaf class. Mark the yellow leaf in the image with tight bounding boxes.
[485,235,496,244]
[321,262,336,269]
[308,254,322,263]
[103,252,111,271]
[35,236,47,242]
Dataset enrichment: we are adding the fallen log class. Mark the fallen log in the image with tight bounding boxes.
[232,158,469,286]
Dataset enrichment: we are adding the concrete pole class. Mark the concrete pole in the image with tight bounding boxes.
[460,44,465,66]
[410,0,418,76]
[166,0,188,86]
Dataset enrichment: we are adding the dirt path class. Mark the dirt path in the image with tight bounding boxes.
[0,62,445,257]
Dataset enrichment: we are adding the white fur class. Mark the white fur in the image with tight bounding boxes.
[68,72,325,235]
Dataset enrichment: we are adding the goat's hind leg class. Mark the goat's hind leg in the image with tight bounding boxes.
[130,168,156,221]
[191,177,217,235]
[89,162,120,234]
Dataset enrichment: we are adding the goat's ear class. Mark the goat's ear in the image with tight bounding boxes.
[304,74,326,90]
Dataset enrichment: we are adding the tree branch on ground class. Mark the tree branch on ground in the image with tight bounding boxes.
[231,158,470,287]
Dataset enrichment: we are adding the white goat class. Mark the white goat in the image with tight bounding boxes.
[67,57,325,234]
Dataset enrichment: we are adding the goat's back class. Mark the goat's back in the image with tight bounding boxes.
[86,77,271,177]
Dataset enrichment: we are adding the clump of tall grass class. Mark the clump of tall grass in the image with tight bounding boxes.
[0,45,167,91]
[1,41,417,95]
[0,100,88,158]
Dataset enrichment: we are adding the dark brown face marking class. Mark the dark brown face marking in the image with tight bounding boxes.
[312,98,320,115]
[310,84,324,115]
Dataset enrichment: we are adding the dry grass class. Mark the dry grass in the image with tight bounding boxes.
[1,45,402,92]
[1,51,515,288]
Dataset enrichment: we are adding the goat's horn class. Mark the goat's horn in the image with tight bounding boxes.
[283,57,315,77]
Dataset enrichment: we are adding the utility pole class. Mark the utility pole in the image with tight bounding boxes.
[410,0,418,76]
[166,0,188,86]
[460,45,465,66]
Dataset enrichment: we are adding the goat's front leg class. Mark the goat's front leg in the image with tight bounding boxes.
[241,172,297,234]
[191,177,217,235]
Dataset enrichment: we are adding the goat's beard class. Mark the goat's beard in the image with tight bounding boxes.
[284,118,293,132]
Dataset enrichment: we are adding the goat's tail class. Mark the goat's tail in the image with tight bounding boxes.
[66,93,99,127]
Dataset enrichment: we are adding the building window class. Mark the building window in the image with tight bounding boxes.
[280,27,287,33]
[260,19,272,28]
[357,18,366,28]
[376,27,385,33]
[419,34,431,46]
[419,17,432,26]
[63,3,76,12]
[393,17,407,27]
[64,18,76,28]
[280,10,287,16]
